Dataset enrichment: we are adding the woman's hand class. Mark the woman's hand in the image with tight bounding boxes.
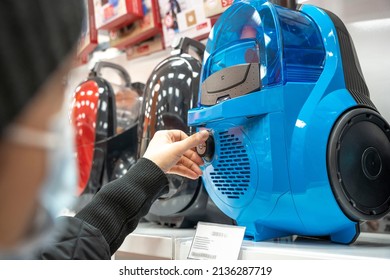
[143,130,209,180]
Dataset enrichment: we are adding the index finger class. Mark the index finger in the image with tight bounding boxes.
[174,130,210,154]
[166,129,190,142]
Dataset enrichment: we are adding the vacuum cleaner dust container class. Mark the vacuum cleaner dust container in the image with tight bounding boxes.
[188,0,390,243]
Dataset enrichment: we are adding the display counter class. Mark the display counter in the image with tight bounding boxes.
[115,222,195,259]
[116,222,390,260]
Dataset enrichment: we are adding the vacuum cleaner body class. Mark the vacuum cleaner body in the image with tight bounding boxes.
[188,0,390,243]
[72,62,143,201]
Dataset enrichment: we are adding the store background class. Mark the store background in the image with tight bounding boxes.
[67,0,390,236]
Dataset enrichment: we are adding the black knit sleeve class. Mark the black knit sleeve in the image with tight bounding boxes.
[75,158,169,255]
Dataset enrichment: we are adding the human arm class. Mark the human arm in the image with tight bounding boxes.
[36,130,209,259]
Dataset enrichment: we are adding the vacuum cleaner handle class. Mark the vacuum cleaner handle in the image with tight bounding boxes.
[269,0,297,9]
[172,37,206,60]
[89,61,132,88]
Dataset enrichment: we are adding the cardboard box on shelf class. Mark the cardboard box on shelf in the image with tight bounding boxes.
[78,0,98,59]
[158,0,211,48]
[203,0,233,18]
[109,0,162,49]
[126,35,164,60]
[94,0,144,30]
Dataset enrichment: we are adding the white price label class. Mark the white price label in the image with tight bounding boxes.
[188,222,246,260]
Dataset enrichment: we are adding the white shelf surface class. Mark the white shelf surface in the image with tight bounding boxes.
[116,222,195,260]
[117,223,390,260]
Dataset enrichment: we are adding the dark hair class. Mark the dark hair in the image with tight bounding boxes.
[0,0,84,133]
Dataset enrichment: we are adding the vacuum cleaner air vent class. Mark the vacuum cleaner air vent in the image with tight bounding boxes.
[211,130,251,200]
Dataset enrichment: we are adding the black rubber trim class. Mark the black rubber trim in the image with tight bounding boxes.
[322,9,376,109]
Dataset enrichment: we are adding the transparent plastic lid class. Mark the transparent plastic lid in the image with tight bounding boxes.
[200,0,325,103]
[209,39,261,75]
[98,65,143,135]
[111,83,143,134]
[202,1,282,89]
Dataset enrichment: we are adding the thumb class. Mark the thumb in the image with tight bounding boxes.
[174,130,209,154]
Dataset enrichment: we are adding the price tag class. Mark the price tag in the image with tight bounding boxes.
[188,222,246,260]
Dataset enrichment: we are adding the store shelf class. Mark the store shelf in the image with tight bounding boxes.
[115,222,195,260]
[116,222,390,260]
[178,233,390,260]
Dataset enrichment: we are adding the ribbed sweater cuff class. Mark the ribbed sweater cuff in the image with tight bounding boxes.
[75,158,168,254]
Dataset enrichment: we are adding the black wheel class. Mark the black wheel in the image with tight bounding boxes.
[327,107,390,221]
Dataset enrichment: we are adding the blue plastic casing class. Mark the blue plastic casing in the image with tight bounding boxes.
[188,0,362,243]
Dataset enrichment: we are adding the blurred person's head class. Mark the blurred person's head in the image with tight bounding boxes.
[0,1,83,254]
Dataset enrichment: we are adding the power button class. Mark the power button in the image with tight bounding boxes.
[196,131,215,162]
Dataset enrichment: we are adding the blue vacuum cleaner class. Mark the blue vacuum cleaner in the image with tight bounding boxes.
[188,0,390,243]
